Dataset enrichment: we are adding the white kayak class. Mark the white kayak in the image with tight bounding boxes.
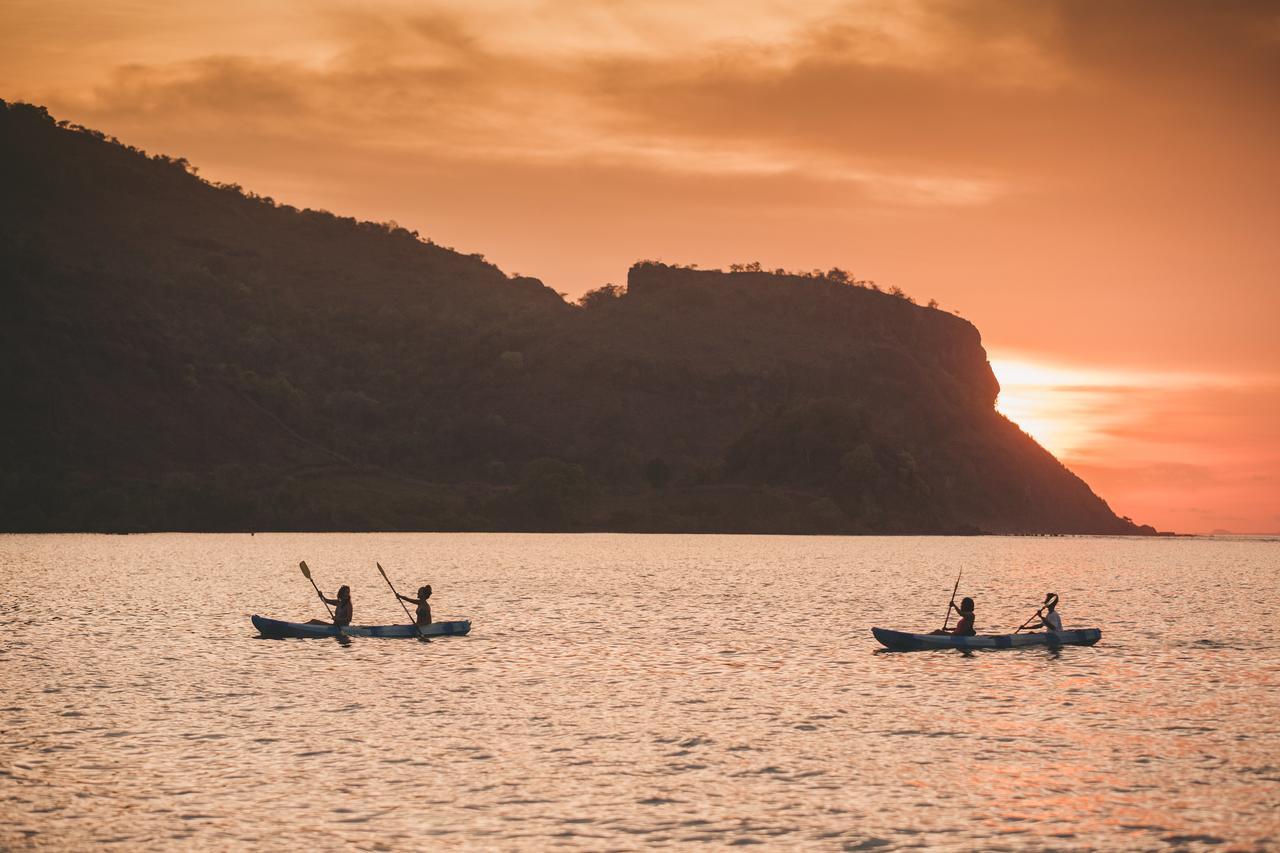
[873,626,1101,651]
[252,615,471,639]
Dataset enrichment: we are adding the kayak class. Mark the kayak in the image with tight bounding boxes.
[872,626,1101,651]
[252,614,471,639]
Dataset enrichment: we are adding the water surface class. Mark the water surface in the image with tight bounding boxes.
[2,533,1277,850]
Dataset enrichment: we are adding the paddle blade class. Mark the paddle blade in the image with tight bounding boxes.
[299,561,311,579]
[377,562,387,578]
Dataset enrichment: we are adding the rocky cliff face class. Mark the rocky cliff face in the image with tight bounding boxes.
[546,262,1143,534]
[623,261,1001,406]
[0,100,1151,534]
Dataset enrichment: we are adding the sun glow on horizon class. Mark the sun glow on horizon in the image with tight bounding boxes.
[988,354,1230,460]
[989,355,1138,460]
[987,353,1280,534]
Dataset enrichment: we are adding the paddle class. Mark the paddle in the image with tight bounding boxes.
[300,561,334,621]
[377,562,429,642]
[940,570,962,632]
[1014,608,1044,634]
[1014,594,1056,633]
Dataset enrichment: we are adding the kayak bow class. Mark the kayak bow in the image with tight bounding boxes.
[252,614,471,639]
[872,626,1100,651]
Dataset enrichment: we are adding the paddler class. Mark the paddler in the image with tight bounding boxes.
[395,585,433,626]
[948,596,976,635]
[932,596,976,636]
[318,584,353,627]
[1025,592,1062,632]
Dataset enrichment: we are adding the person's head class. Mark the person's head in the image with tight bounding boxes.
[959,596,974,614]
[338,585,350,600]
[1044,592,1058,611]
[418,585,432,600]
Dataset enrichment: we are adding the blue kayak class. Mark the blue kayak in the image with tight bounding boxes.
[873,627,1101,651]
[252,615,471,639]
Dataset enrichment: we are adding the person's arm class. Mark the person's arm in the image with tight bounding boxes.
[396,592,418,604]
[319,593,338,606]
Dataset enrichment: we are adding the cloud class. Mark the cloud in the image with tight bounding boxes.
[1068,461,1220,490]
[50,18,1017,209]
[15,0,1274,219]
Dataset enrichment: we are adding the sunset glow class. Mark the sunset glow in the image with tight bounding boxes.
[3,0,1277,532]
[990,356,1131,460]
[991,354,1280,534]
[8,6,1280,851]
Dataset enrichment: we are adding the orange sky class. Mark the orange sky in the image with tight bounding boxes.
[4,0,1278,532]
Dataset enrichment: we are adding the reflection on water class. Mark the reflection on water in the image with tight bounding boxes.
[1,533,1277,849]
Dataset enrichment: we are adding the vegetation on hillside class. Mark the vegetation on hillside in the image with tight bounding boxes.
[0,101,1154,534]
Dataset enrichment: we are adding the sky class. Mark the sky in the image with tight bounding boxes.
[3,0,1277,533]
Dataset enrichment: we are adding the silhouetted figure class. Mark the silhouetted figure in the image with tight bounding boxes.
[932,596,976,636]
[396,585,432,626]
[319,584,353,626]
[1026,593,1062,632]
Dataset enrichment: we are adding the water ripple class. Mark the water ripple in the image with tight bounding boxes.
[1,532,1277,849]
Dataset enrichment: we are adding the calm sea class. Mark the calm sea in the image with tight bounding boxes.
[1,533,1277,850]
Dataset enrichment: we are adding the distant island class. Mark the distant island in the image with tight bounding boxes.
[0,100,1158,535]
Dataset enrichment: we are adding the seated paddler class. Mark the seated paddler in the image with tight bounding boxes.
[1025,592,1062,632]
[395,584,432,626]
[931,594,977,635]
[949,596,977,635]
[931,596,976,636]
[318,584,353,627]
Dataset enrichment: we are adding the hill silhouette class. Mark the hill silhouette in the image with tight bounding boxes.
[0,100,1156,534]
